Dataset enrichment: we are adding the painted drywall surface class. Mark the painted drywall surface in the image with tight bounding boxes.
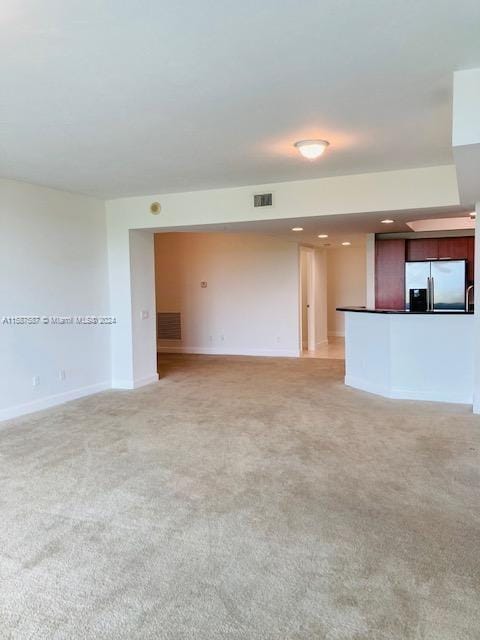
[327,244,367,337]
[452,69,480,147]
[313,249,328,347]
[106,165,459,384]
[108,165,459,230]
[344,312,474,404]
[0,178,110,419]
[154,233,300,356]
[473,205,480,413]
[453,69,480,204]
[300,249,309,349]
[130,230,158,385]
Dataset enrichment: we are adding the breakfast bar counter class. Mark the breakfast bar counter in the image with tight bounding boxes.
[337,307,474,404]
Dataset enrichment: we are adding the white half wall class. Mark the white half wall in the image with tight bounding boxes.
[327,244,367,337]
[344,312,474,404]
[0,178,110,420]
[155,233,300,357]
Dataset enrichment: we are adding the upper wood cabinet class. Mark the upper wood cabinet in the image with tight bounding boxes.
[437,237,474,282]
[406,236,474,282]
[406,238,439,261]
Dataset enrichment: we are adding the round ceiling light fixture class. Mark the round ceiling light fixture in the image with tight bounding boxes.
[294,139,329,160]
[341,241,351,246]
[318,234,328,238]
[381,219,395,224]
[291,227,304,231]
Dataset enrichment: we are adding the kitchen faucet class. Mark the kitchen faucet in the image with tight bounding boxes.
[466,284,474,312]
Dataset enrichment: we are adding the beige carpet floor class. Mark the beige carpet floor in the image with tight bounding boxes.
[0,354,479,639]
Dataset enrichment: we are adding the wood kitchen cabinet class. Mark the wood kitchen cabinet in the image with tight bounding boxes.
[375,239,406,309]
[406,238,439,261]
[438,237,475,282]
[406,236,474,281]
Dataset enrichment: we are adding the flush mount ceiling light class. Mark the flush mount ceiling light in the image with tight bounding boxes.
[381,219,394,224]
[291,227,304,231]
[294,139,329,160]
[318,234,328,238]
[341,241,351,246]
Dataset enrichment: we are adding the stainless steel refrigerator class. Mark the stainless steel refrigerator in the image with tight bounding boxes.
[405,259,467,311]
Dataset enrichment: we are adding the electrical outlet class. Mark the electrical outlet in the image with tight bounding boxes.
[141,310,149,320]
[32,376,40,387]
[59,369,66,381]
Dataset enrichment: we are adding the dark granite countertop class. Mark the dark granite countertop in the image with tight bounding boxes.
[336,306,474,315]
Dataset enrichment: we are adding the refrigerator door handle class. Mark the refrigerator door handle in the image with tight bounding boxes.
[430,276,434,311]
[426,277,430,311]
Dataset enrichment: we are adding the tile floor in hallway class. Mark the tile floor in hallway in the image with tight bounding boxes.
[302,336,345,359]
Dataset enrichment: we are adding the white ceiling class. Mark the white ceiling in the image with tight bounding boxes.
[153,206,473,248]
[1,1,480,198]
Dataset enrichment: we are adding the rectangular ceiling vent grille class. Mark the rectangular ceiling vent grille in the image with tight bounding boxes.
[254,193,273,207]
[157,312,181,340]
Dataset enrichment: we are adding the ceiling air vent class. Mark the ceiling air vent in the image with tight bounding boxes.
[254,193,273,207]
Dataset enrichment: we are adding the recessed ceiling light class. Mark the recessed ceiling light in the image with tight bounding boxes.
[318,234,328,238]
[381,219,395,224]
[294,139,329,160]
[291,227,303,231]
[341,241,351,246]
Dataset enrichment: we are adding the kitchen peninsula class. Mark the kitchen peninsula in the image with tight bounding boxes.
[337,307,474,404]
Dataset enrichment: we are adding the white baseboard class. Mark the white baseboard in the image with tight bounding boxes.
[345,375,472,405]
[112,373,159,390]
[344,375,391,398]
[0,381,111,422]
[157,346,300,358]
[389,387,472,404]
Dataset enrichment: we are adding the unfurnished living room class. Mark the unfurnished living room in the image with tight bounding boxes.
[1,2,480,639]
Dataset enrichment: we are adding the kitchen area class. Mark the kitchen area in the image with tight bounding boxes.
[338,230,475,404]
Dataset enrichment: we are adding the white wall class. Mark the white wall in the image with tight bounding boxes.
[300,249,309,349]
[130,230,158,386]
[313,249,328,347]
[327,244,367,337]
[473,203,480,412]
[155,233,300,356]
[0,178,110,420]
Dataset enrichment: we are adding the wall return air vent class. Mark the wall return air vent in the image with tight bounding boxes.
[157,312,181,340]
[253,193,273,207]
